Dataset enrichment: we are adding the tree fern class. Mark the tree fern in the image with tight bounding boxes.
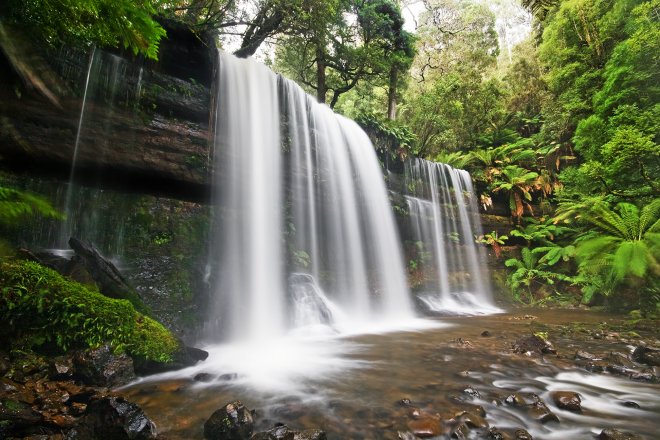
[576,199,660,291]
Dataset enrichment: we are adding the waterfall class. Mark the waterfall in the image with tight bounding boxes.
[206,52,414,342]
[405,158,500,314]
[56,50,142,256]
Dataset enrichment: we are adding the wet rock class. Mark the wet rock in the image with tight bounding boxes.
[513,428,533,439]
[136,344,209,375]
[50,356,75,379]
[219,373,238,381]
[481,331,491,337]
[605,352,633,368]
[397,398,412,407]
[631,346,660,367]
[68,238,142,305]
[512,335,556,355]
[503,394,526,406]
[574,350,598,361]
[605,364,633,377]
[0,398,43,435]
[463,387,480,399]
[204,401,254,440]
[550,391,581,412]
[629,371,657,382]
[250,425,327,440]
[456,411,489,429]
[187,346,210,362]
[488,427,533,440]
[487,427,510,440]
[73,345,135,387]
[397,431,417,440]
[0,352,10,376]
[620,401,640,409]
[528,400,559,424]
[76,396,157,439]
[406,416,441,438]
[598,428,643,440]
[194,373,215,383]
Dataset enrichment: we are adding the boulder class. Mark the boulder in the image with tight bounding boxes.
[204,401,254,440]
[75,396,157,439]
[73,345,136,387]
[631,346,660,367]
[550,391,581,412]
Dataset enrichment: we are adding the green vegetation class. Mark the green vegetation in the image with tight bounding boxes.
[0,260,180,362]
[3,0,166,59]
[0,186,62,226]
[1,0,657,315]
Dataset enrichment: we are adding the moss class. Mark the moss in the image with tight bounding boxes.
[0,260,179,362]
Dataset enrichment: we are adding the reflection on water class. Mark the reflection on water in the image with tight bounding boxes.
[122,310,660,439]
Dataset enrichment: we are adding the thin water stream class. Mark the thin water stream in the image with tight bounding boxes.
[122,310,660,439]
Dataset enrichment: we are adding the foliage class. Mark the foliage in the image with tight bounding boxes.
[505,248,572,302]
[0,186,62,226]
[477,231,508,259]
[575,200,659,291]
[356,112,418,159]
[274,0,414,108]
[3,0,167,59]
[0,260,180,362]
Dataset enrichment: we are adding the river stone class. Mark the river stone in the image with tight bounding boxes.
[75,396,157,439]
[550,391,581,411]
[574,350,597,361]
[204,401,254,440]
[487,427,534,440]
[407,416,442,438]
[251,425,327,440]
[528,400,559,424]
[598,428,643,440]
[512,335,556,355]
[73,345,135,387]
[513,428,533,439]
[631,346,660,366]
[458,410,489,429]
[463,386,481,399]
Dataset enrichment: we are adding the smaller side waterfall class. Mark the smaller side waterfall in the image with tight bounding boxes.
[57,50,144,254]
[405,158,500,314]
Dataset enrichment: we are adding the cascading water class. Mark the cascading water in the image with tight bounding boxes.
[405,158,500,314]
[206,52,414,345]
[56,50,143,256]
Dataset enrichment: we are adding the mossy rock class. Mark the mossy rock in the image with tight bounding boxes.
[0,260,180,363]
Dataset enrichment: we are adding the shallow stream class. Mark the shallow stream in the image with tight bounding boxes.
[122,310,660,439]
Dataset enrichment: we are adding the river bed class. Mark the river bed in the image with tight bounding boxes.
[122,309,660,439]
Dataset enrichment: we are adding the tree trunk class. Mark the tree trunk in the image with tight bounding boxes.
[387,65,398,120]
[316,46,327,104]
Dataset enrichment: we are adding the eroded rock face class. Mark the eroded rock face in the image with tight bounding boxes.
[204,401,254,440]
[0,28,214,202]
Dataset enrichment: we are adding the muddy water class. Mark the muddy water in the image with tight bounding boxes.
[122,310,660,439]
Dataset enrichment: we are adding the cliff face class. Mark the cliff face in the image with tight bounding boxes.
[0,22,215,201]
